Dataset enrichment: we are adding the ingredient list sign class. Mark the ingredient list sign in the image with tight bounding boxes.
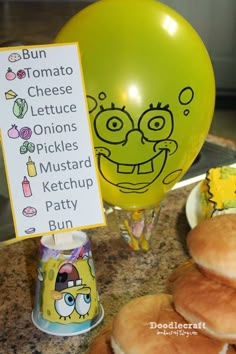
[0,43,105,239]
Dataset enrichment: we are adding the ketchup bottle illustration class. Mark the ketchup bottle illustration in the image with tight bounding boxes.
[22,176,32,197]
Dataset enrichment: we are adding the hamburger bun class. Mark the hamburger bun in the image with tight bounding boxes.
[110,293,230,353]
[171,261,236,343]
[87,323,113,354]
[167,258,194,287]
[186,214,236,287]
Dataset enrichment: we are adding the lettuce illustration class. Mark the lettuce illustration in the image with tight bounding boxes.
[13,98,28,119]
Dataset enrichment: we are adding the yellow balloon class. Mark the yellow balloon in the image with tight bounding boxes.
[55,0,215,210]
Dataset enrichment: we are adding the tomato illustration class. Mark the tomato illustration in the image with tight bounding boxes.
[17,69,26,79]
[5,68,16,81]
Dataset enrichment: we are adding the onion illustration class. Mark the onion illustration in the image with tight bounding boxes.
[8,124,20,139]
[19,127,32,140]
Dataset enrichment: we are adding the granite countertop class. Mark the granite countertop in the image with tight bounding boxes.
[0,2,236,353]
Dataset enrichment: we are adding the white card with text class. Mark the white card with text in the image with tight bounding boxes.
[0,43,105,239]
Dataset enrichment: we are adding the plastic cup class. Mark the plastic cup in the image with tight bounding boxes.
[109,205,161,252]
[32,230,104,336]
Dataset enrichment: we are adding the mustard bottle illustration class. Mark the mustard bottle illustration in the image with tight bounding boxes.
[27,156,37,177]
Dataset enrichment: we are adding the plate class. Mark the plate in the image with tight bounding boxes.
[185,182,205,228]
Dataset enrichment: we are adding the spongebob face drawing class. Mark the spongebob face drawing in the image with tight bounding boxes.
[91,99,178,194]
[40,257,99,324]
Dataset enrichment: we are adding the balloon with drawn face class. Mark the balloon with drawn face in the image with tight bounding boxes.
[56,0,215,209]
[90,98,177,194]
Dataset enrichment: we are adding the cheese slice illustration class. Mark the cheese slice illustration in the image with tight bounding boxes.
[5,90,17,100]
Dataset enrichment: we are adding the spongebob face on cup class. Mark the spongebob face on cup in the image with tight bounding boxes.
[40,258,99,324]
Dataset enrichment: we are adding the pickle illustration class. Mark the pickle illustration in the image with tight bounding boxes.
[13,98,28,119]
[20,141,35,154]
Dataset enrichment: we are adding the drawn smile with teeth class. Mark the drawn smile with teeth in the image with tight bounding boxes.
[117,160,154,174]
[95,138,178,193]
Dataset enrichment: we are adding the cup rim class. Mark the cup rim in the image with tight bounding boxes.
[40,230,88,251]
